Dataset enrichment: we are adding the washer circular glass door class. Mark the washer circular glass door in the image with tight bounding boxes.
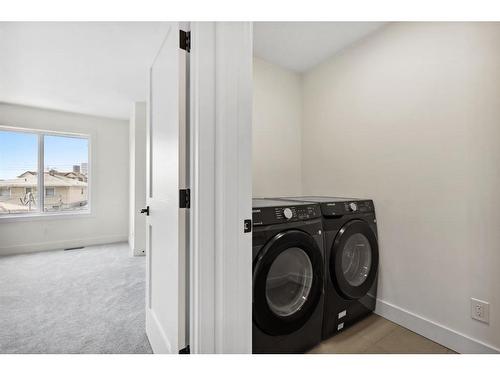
[331,220,379,300]
[253,229,324,336]
[341,233,372,287]
[265,247,313,317]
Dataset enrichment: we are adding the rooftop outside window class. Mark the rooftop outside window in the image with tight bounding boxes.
[0,128,90,218]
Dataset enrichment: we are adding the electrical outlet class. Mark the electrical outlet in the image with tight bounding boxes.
[471,298,490,324]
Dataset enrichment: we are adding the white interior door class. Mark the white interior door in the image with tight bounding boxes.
[145,22,188,354]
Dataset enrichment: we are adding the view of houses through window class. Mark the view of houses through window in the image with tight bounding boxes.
[0,129,89,215]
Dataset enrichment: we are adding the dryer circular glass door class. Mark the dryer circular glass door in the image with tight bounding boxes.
[331,219,379,300]
[253,229,323,336]
[342,233,372,287]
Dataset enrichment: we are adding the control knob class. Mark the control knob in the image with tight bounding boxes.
[348,202,358,212]
[283,208,293,220]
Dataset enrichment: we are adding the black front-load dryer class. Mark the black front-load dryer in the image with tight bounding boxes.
[252,198,324,353]
[275,196,379,340]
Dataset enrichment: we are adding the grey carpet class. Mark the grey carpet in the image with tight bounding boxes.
[0,242,152,354]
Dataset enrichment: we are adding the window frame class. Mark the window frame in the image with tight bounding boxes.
[0,125,92,221]
[0,187,11,197]
[45,187,56,197]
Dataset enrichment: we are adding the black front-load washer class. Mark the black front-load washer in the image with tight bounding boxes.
[275,196,379,340]
[252,198,325,353]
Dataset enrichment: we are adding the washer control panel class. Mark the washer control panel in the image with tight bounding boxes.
[252,204,321,226]
[321,200,374,216]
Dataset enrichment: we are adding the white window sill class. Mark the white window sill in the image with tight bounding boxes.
[0,210,93,223]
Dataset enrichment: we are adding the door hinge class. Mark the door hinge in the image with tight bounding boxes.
[180,30,191,52]
[244,219,252,233]
[179,189,190,209]
[179,345,190,354]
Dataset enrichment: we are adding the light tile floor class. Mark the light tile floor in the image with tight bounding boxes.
[309,313,456,354]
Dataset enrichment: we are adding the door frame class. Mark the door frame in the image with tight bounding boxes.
[189,22,253,354]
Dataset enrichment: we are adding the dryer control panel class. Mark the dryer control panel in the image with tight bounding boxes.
[252,201,321,226]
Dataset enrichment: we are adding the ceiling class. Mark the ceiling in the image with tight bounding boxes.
[253,22,386,72]
[0,22,386,120]
[0,22,170,120]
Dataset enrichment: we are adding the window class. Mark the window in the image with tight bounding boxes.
[44,135,89,212]
[0,130,38,214]
[0,128,90,217]
[45,187,56,197]
[0,187,11,197]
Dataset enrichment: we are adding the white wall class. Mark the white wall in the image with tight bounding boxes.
[128,102,147,256]
[301,23,500,352]
[252,57,302,197]
[0,102,129,255]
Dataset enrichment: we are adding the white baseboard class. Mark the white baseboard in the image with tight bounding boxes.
[128,239,145,257]
[133,249,146,256]
[0,235,128,256]
[375,298,499,354]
